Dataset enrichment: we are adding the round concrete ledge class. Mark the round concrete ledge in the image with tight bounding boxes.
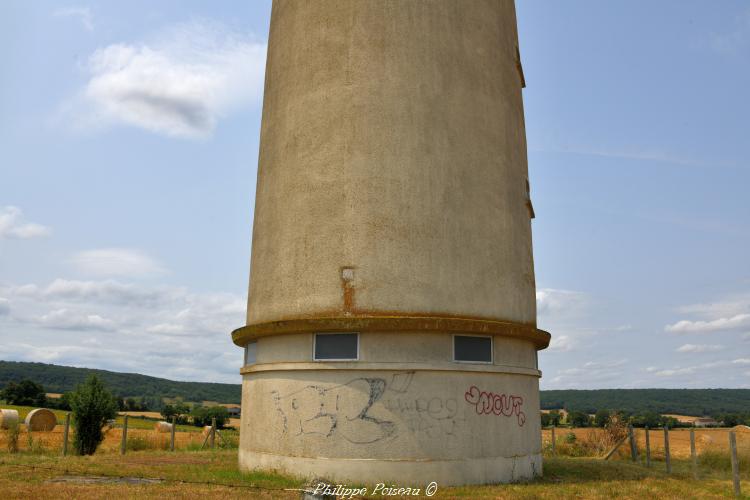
[239,361,541,378]
[239,449,543,486]
[232,316,550,349]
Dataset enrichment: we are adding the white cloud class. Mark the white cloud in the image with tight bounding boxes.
[38,278,171,306]
[654,367,697,377]
[0,298,9,315]
[37,308,116,331]
[66,21,266,139]
[536,288,588,318]
[651,359,747,378]
[677,294,750,320]
[676,343,725,353]
[0,278,246,382]
[546,334,574,352]
[546,358,628,389]
[665,313,750,334]
[70,248,166,277]
[0,206,51,239]
[53,6,94,32]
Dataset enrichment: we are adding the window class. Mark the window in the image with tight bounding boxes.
[453,335,492,363]
[314,333,359,361]
[244,341,257,365]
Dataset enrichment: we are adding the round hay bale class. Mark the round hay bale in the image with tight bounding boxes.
[0,409,19,429]
[733,425,750,433]
[24,408,57,431]
[155,421,173,433]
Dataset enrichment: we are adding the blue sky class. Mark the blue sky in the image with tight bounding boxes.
[1,1,748,388]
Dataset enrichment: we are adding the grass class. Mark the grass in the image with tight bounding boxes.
[0,449,747,499]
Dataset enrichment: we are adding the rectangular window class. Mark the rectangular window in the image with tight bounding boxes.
[314,333,359,361]
[453,335,493,363]
[244,341,257,366]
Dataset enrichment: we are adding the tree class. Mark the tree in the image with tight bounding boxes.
[594,409,611,428]
[0,379,47,407]
[69,375,118,455]
[569,410,591,428]
[720,414,742,427]
[191,406,229,428]
[548,410,562,426]
[45,392,72,411]
[541,412,551,427]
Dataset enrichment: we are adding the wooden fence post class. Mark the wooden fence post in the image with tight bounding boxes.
[645,426,651,467]
[729,431,741,497]
[628,425,637,462]
[210,417,216,450]
[551,425,556,455]
[170,416,176,452]
[120,415,128,455]
[663,426,671,474]
[62,413,70,456]
[690,428,698,479]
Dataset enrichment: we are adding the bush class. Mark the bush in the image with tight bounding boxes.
[191,406,229,428]
[69,375,119,455]
[594,409,610,428]
[569,410,592,428]
[5,421,20,453]
[0,379,46,407]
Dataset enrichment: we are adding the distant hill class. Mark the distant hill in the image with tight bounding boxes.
[3,361,749,416]
[541,388,750,416]
[0,361,241,404]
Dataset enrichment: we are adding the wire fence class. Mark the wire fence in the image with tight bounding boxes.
[543,425,748,497]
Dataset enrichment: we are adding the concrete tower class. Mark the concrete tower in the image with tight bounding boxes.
[232,0,550,485]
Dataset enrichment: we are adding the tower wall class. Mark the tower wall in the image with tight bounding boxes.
[233,0,550,486]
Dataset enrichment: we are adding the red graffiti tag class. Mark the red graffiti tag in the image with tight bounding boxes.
[464,386,526,426]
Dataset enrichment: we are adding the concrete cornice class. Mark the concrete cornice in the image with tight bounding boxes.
[240,361,542,378]
[232,315,551,350]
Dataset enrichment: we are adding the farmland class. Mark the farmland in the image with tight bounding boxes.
[1,413,748,498]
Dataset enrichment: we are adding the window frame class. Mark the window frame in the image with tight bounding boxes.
[313,332,360,362]
[452,334,494,364]
[244,340,257,366]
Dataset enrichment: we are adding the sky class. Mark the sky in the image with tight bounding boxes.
[1,1,748,389]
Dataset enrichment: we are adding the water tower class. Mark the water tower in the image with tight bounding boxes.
[232,0,550,485]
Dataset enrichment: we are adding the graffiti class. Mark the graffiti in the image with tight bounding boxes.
[382,396,463,438]
[464,385,526,426]
[272,377,399,444]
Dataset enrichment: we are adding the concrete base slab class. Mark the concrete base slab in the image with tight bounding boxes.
[239,449,543,486]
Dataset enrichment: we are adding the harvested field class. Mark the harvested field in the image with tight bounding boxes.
[0,425,232,454]
[542,427,750,460]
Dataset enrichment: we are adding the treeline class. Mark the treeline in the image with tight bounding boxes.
[543,408,750,429]
[0,361,241,405]
[1,378,231,429]
[541,388,750,415]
